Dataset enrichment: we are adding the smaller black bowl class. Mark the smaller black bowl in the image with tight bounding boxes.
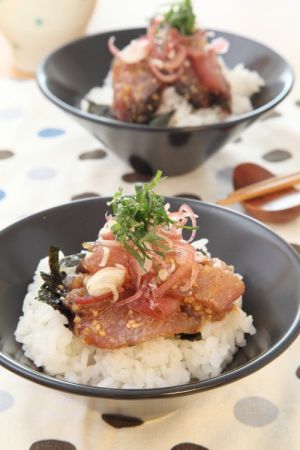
[0,198,299,420]
[37,28,294,176]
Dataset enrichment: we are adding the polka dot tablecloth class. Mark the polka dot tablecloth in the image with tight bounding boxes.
[0,77,300,450]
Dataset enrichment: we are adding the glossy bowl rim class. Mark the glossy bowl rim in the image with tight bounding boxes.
[36,27,295,133]
[0,197,300,399]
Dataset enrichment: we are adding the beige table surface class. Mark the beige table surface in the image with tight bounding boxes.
[0,1,300,450]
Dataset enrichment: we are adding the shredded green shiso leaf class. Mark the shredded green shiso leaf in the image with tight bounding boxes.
[163,0,196,35]
[108,171,173,266]
[108,170,198,267]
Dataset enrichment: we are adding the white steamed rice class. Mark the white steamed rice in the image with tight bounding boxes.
[81,62,265,127]
[15,256,256,389]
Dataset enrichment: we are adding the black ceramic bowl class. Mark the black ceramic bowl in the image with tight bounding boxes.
[37,28,294,176]
[0,197,300,420]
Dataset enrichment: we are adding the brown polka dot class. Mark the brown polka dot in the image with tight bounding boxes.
[233,137,242,143]
[171,444,209,450]
[122,172,153,183]
[175,193,202,200]
[79,149,107,160]
[262,149,292,162]
[291,243,300,255]
[295,100,300,107]
[71,192,100,200]
[129,155,154,175]
[260,110,282,120]
[296,367,300,378]
[30,440,76,450]
[0,150,14,159]
[101,413,144,428]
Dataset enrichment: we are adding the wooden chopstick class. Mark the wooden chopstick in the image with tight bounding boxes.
[217,171,300,206]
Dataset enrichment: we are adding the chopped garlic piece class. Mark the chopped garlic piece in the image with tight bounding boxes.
[84,267,126,300]
[158,268,169,281]
[98,218,116,238]
[99,247,110,267]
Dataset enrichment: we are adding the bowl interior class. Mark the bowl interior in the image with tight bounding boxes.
[0,198,299,397]
[38,27,294,127]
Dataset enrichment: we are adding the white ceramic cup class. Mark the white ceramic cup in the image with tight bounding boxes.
[0,0,97,73]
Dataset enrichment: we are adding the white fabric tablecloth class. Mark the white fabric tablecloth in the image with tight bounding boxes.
[0,1,300,448]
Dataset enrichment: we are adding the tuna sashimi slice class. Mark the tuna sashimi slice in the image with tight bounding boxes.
[189,49,231,111]
[73,301,199,349]
[192,263,245,315]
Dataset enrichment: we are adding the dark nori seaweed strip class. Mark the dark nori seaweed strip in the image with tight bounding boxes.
[149,110,174,126]
[176,332,202,341]
[60,253,85,268]
[38,246,74,328]
[86,101,114,118]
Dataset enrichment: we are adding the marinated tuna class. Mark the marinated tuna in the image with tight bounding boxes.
[37,171,245,350]
[108,0,232,123]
